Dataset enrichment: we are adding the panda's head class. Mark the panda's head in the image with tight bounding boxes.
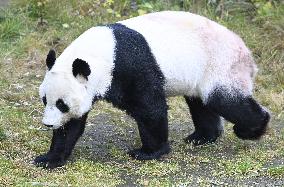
[39,49,92,129]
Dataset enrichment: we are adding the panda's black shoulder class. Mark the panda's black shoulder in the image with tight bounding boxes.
[107,23,156,67]
[106,23,163,79]
[104,23,165,109]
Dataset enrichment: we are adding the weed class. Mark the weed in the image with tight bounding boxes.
[0,14,23,41]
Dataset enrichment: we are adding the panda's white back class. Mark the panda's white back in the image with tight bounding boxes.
[119,11,256,100]
[51,11,256,102]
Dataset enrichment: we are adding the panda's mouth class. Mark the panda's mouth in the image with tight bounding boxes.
[42,123,62,130]
[44,124,53,128]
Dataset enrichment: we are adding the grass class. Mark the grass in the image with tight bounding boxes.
[268,166,284,177]
[0,0,284,186]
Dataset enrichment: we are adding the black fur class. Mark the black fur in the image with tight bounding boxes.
[105,23,170,160]
[184,96,223,145]
[46,49,56,70]
[206,87,270,140]
[92,95,102,105]
[56,99,69,113]
[42,95,47,106]
[72,58,91,80]
[34,113,88,169]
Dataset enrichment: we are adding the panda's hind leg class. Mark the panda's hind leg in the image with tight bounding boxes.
[206,87,270,140]
[184,96,223,146]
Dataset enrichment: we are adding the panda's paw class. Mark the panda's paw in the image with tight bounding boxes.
[128,143,170,160]
[184,131,219,146]
[34,153,66,169]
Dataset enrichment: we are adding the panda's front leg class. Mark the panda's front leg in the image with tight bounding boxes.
[128,118,170,160]
[34,113,88,169]
[126,93,170,160]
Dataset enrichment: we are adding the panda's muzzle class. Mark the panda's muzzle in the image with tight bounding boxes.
[42,106,63,129]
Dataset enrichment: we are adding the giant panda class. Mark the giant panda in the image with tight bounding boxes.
[35,11,270,168]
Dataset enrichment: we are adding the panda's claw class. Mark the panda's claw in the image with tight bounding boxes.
[128,143,170,160]
[127,149,164,160]
[45,160,66,169]
[34,153,65,169]
[184,131,218,146]
[34,154,49,164]
[128,149,149,160]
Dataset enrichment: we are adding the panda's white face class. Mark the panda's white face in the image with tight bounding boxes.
[39,69,92,129]
[39,27,115,129]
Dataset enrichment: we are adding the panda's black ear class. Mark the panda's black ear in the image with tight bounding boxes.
[46,49,56,70]
[72,58,91,80]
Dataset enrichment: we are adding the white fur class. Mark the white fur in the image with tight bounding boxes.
[40,11,257,128]
[51,26,116,98]
[119,11,257,101]
[39,27,116,128]
[42,106,63,129]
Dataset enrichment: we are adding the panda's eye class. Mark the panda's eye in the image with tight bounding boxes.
[56,99,69,113]
[42,96,47,106]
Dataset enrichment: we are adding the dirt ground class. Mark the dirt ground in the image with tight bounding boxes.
[75,104,284,186]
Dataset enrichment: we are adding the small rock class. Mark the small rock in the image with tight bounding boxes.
[62,23,70,29]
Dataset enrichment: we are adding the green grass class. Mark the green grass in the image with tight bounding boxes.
[0,0,283,186]
[0,16,22,41]
[0,128,6,141]
[268,166,284,177]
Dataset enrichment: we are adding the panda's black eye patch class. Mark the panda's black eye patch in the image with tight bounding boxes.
[42,96,47,106]
[56,99,69,113]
